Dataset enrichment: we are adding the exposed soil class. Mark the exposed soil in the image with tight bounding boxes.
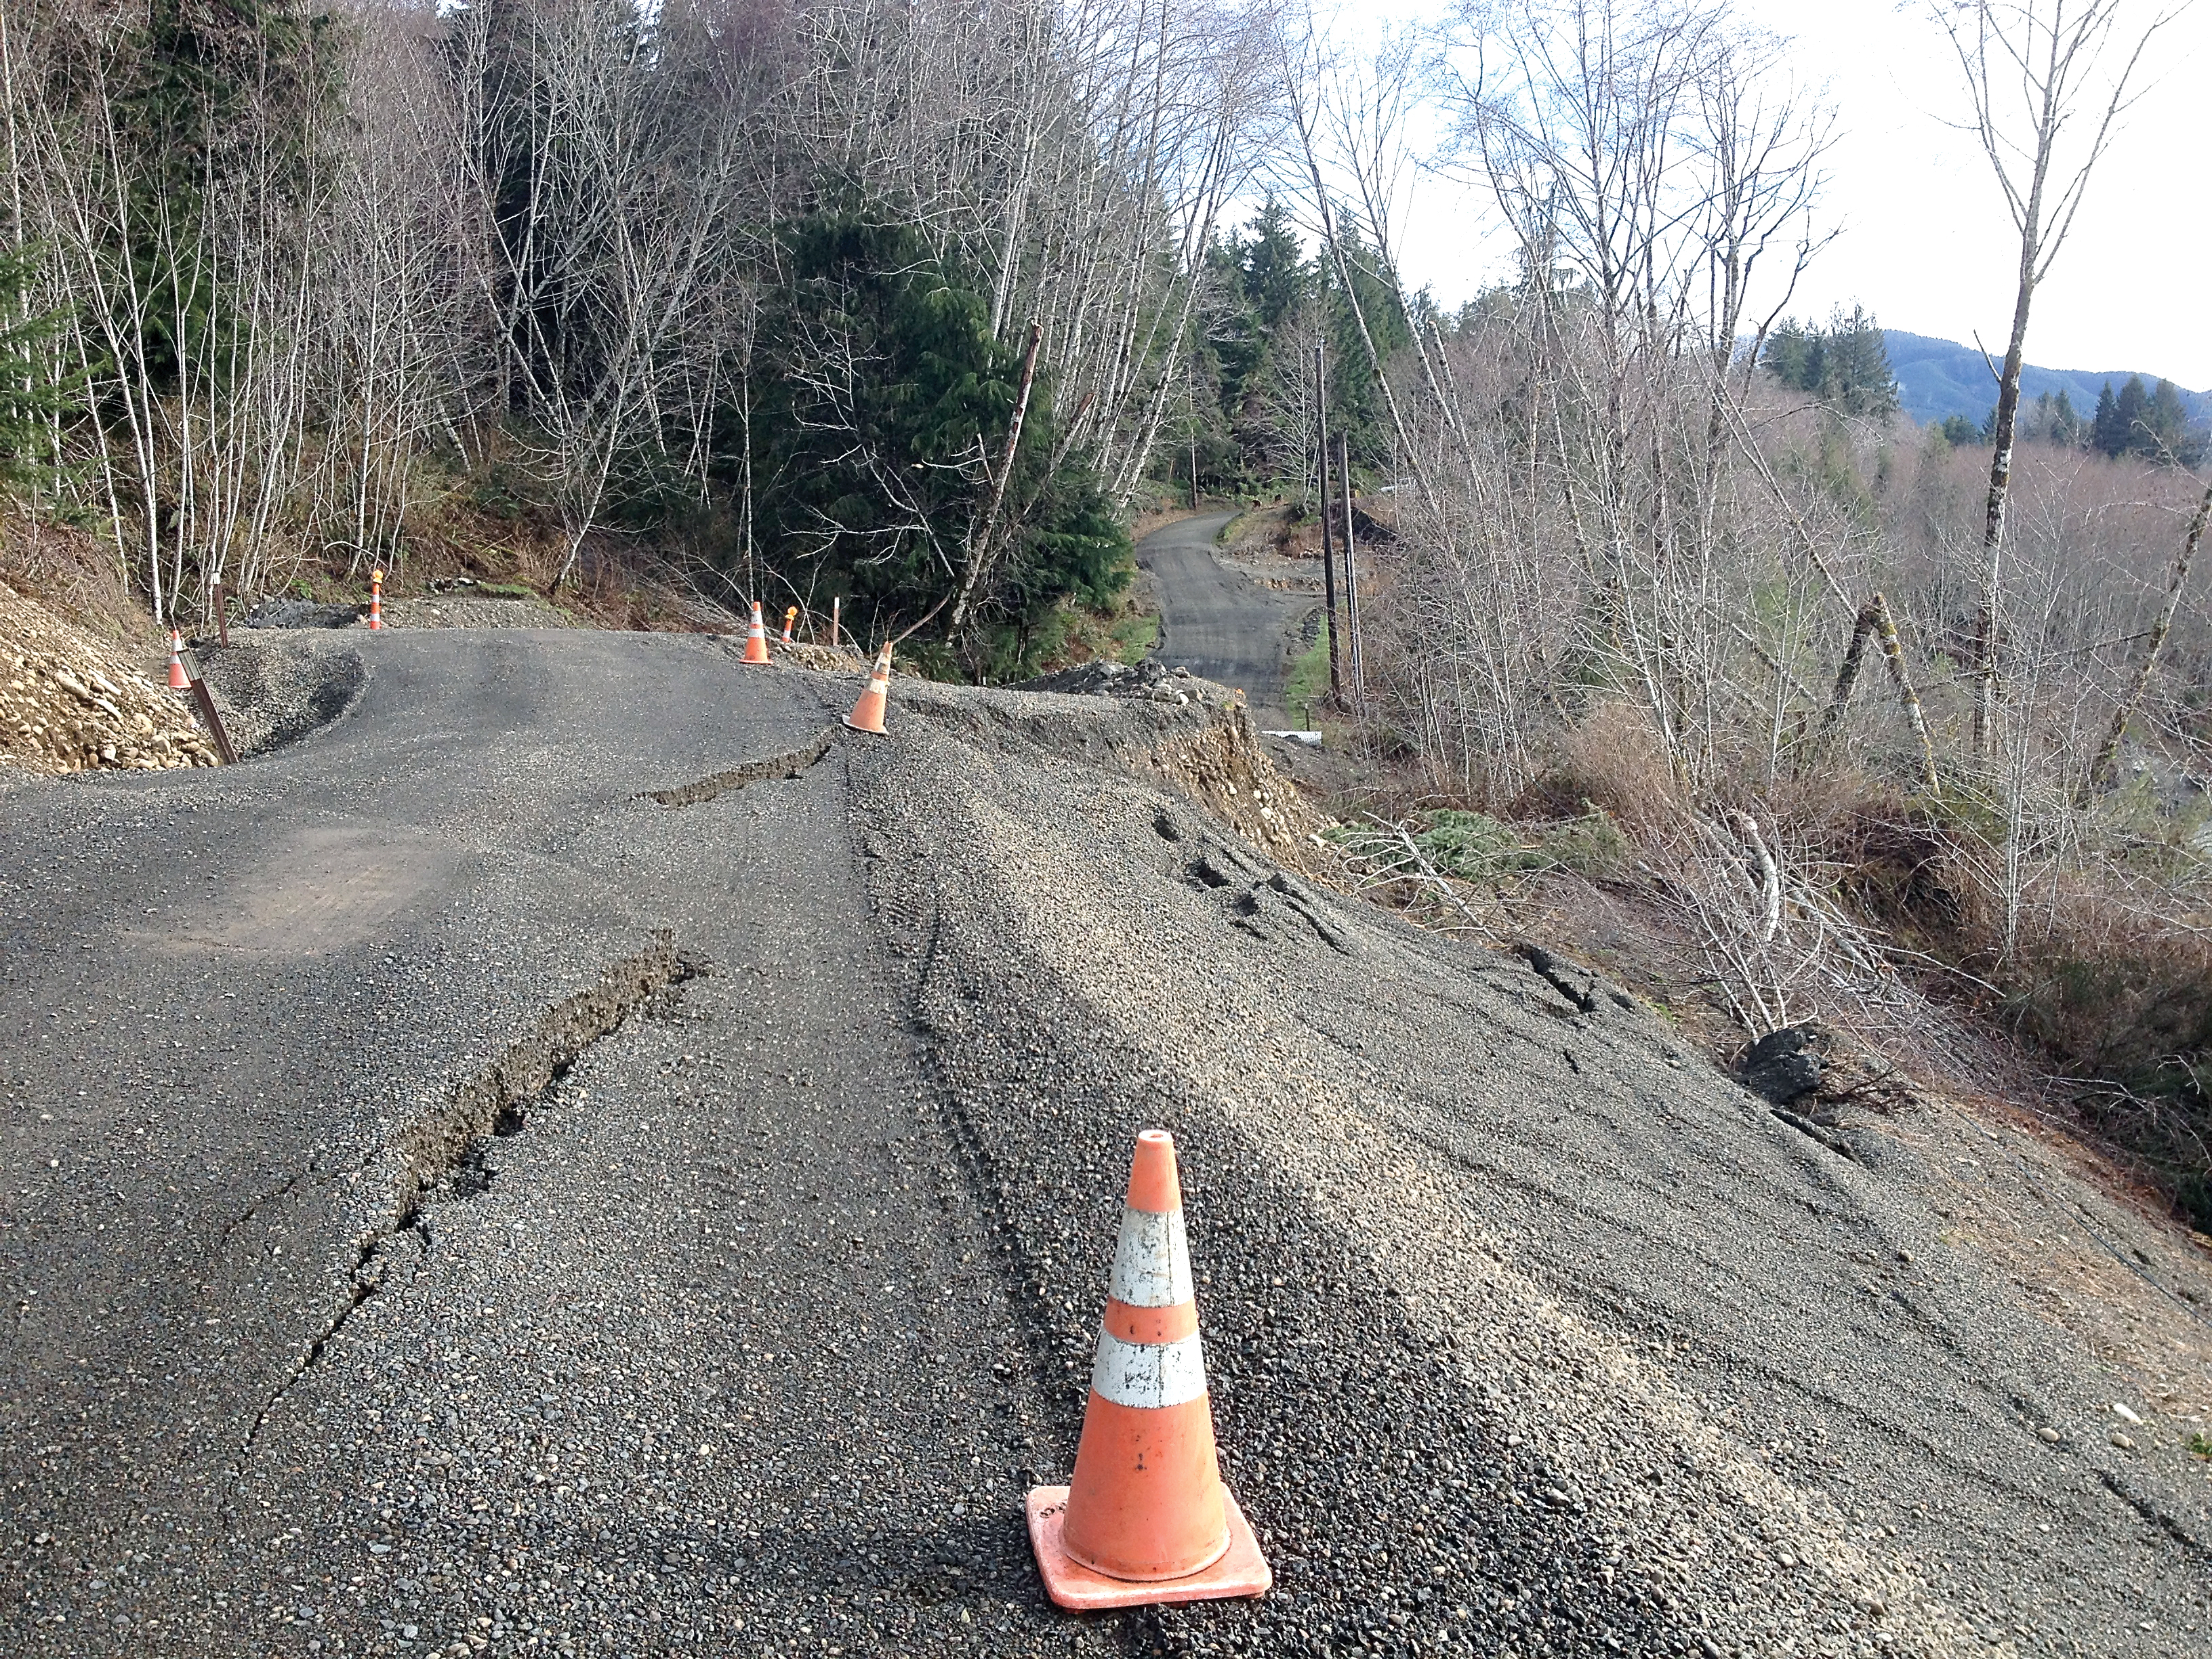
[0,581,218,776]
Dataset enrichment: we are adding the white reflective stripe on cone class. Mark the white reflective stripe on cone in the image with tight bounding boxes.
[1090,1328,1208,1410]
[1108,1207,1194,1309]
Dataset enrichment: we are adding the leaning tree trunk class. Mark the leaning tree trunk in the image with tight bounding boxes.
[1971,271,2036,756]
[2077,480,2212,806]
[947,320,1044,640]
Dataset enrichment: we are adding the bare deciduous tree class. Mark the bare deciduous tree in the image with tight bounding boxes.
[1933,0,2177,754]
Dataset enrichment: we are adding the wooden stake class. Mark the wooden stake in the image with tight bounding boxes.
[1339,433,1364,712]
[1315,343,1340,703]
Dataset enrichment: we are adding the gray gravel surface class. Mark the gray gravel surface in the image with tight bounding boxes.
[1139,514,1311,727]
[197,635,369,756]
[3,630,2208,1659]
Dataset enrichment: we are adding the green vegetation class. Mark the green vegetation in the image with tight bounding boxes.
[745,213,1128,680]
[0,246,83,492]
[1173,194,1415,499]
[2091,375,2203,465]
[1286,626,1332,727]
[1402,808,1626,884]
[1762,308,1899,419]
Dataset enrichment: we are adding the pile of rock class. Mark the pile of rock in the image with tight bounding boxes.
[1023,657,1195,705]
[0,583,218,775]
[243,597,361,630]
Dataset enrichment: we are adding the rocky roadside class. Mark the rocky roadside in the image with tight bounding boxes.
[0,581,218,775]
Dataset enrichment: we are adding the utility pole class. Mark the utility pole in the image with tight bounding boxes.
[1339,432,1363,713]
[1315,343,1340,703]
[1187,359,1200,510]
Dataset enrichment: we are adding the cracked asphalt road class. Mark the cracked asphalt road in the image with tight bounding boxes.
[4,627,2209,1659]
[1139,514,1310,729]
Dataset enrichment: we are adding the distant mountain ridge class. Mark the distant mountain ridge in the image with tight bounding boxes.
[1882,329,2212,428]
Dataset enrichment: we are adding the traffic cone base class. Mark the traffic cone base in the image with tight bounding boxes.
[1026,1484,1269,1611]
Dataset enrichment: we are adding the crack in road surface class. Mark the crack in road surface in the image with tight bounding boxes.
[395,936,697,1218]
[640,727,835,806]
[241,939,697,1458]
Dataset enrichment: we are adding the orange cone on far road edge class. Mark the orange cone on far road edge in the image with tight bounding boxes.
[842,642,893,736]
[742,601,771,665]
[781,605,798,644]
[166,630,189,691]
[1027,1130,1271,1610]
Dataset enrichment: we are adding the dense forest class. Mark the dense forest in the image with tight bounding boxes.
[0,0,1279,676]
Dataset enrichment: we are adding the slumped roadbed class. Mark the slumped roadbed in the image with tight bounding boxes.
[2,628,2208,1658]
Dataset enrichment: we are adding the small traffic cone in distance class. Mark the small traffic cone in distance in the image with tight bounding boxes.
[842,642,893,735]
[742,601,771,665]
[781,605,798,644]
[166,630,189,691]
[1027,1130,1270,1610]
[368,568,385,631]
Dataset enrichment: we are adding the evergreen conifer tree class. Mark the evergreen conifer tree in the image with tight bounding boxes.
[0,247,81,492]
[2050,388,2082,447]
[2144,379,2195,462]
[2114,373,2150,455]
[2091,380,2123,456]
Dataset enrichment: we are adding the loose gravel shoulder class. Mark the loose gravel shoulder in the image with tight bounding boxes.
[3,636,2206,1659]
[197,634,368,756]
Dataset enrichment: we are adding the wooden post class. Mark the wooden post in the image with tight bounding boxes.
[832,596,842,651]
[1315,343,1341,703]
[1339,434,1363,712]
[182,660,237,765]
[212,581,229,649]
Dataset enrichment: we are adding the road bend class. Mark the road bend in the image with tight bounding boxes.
[1137,513,1311,729]
[1,632,1052,1656]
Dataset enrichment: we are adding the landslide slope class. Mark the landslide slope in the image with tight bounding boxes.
[852,681,2212,1659]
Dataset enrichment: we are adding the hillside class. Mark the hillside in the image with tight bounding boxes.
[1884,328,2212,428]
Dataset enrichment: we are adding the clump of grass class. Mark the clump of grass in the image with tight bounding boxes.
[1326,805,1628,887]
[1410,806,1626,882]
[2190,1430,2211,1461]
[1285,625,1331,726]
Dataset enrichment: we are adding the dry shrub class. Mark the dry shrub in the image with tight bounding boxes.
[0,510,159,647]
[1515,699,1685,835]
[1988,886,2212,1226]
[1795,796,2212,1227]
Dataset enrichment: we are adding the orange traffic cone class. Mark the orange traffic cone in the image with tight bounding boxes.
[781,605,798,644]
[166,630,189,691]
[1027,1130,1271,1610]
[742,601,771,665]
[367,568,384,631]
[843,642,893,735]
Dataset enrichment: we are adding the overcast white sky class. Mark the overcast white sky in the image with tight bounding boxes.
[1327,1,2212,388]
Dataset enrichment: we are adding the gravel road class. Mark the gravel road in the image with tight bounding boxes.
[3,628,2208,1658]
[1139,514,1312,728]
